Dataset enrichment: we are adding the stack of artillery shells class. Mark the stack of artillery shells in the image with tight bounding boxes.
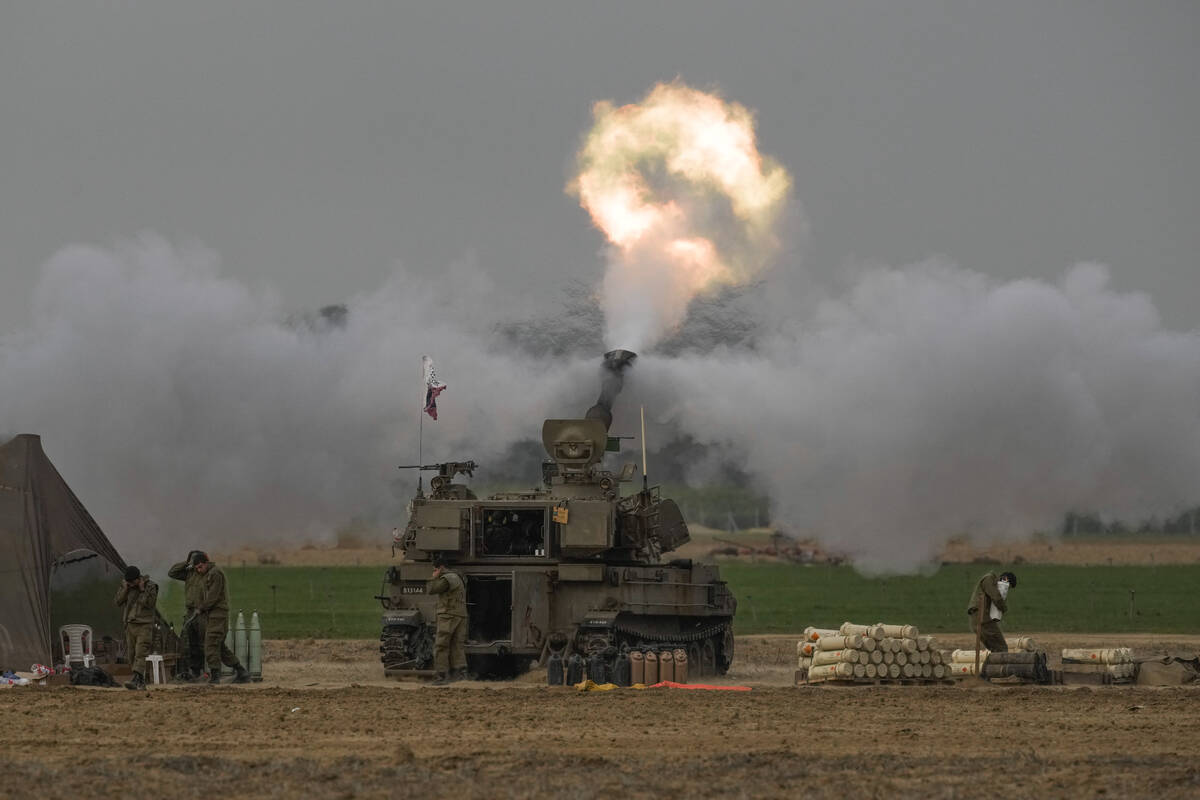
[798,622,949,685]
[797,628,840,680]
[808,662,858,681]
[808,630,868,684]
[947,643,1051,683]
[796,640,816,677]
[839,622,886,640]
[1061,647,1138,684]
[803,626,840,643]
[877,623,919,639]
[947,649,990,676]
[981,651,1051,682]
[1062,647,1133,664]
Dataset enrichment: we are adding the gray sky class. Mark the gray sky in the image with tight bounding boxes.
[3,1,1199,567]
[2,0,1197,332]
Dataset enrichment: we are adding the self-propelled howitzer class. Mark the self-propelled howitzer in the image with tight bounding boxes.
[377,350,737,679]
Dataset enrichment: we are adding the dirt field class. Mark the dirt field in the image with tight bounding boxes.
[3,635,1198,799]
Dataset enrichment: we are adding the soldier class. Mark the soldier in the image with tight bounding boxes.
[114,565,158,690]
[167,550,206,680]
[426,552,467,685]
[967,570,1017,653]
[191,552,251,684]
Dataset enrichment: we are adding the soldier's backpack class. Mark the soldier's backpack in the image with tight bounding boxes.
[70,666,120,687]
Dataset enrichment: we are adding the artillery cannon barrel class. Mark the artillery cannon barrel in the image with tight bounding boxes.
[585,349,636,431]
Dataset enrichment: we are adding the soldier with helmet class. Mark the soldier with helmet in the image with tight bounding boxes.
[167,550,206,680]
[426,552,468,685]
[191,552,251,684]
[114,565,158,690]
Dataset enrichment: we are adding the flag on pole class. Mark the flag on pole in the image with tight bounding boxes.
[422,355,446,420]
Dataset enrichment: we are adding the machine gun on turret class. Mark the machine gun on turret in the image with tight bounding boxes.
[398,461,478,500]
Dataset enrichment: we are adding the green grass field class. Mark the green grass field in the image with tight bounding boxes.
[155,563,1200,639]
[720,563,1200,635]
[157,566,388,639]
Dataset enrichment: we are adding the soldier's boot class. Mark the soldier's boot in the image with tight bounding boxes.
[232,664,251,684]
[452,667,469,682]
[124,672,146,691]
[431,672,451,686]
[207,670,221,685]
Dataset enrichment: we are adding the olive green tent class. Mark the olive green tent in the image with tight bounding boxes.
[0,434,129,670]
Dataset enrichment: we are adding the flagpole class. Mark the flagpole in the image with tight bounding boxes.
[418,357,425,495]
[640,405,648,493]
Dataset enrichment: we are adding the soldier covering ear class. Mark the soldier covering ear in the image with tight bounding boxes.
[114,565,157,690]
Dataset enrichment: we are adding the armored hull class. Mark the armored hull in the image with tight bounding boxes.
[378,499,736,678]
[378,351,737,679]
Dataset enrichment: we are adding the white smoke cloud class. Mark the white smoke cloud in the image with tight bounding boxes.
[0,235,593,558]
[636,260,1200,572]
[3,235,1197,573]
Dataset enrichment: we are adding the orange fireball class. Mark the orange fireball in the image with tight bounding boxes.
[570,81,790,348]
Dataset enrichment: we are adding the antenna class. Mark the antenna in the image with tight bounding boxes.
[640,405,648,492]
[417,356,426,497]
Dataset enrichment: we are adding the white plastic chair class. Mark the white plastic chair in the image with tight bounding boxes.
[58,624,96,668]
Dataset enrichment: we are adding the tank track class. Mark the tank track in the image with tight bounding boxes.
[613,618,729,645]
[609,616,734,676]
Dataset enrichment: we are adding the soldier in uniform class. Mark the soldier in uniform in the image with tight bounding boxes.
[191,552,251,684]
[966,570,1017,653]
[426,552,467,685]
[114,565,158,690]
[167,550,206,680]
